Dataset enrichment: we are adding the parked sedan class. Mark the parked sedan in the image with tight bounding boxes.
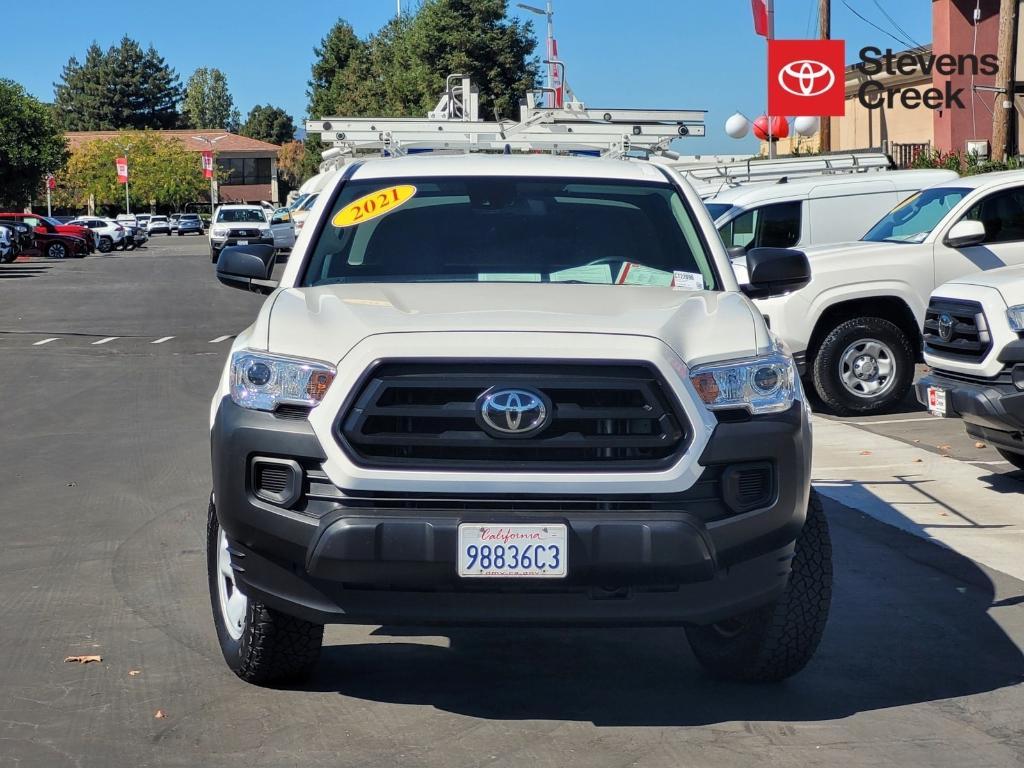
[118,221,149,250]
[147,215,171,235]
[177,213,205,236]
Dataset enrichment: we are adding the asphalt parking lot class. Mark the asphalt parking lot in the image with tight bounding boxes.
[1,238,1023,767]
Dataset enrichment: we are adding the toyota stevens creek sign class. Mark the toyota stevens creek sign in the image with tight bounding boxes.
[769,39,999,118]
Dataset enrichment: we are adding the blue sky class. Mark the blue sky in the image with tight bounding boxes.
[4,0,932,153]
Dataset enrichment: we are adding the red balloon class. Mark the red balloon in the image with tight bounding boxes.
[752,115,789,141]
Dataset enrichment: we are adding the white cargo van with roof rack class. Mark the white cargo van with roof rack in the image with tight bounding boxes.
[707,169,959,254]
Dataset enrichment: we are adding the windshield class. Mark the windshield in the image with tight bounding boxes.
[181,214,199,221]
[298,194,319,211]
[216,208,266,223]
[863,187,970,243]
[288,193,309,211]
[705,202,734,221]
[302,176,717,289]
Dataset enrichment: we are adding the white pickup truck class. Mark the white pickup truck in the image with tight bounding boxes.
[746,170,1024,414]
[915,264,1024,470]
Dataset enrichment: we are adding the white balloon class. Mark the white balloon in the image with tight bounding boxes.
[794,116,821,137]
[725,112,750,140]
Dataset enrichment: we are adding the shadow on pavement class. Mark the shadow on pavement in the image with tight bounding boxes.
[302,499,1024,726]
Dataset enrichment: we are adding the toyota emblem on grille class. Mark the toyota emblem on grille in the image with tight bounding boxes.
[938,313,955,342]
[477,387,549,437]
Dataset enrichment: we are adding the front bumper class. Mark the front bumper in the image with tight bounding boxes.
[211,397,811,626]
[916,370,1024,452]
[211,236,274,253]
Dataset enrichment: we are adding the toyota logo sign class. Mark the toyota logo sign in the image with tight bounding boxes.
[778,59,836,98]
[476,387,550,437]
[769,39,846,117]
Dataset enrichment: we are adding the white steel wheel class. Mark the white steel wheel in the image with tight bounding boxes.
[216,528,247,641]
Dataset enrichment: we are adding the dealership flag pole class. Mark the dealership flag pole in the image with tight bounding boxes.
[818,0,831,152]
[767,0,775,159]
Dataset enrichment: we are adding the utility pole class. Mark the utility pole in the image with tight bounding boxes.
[767,0,776,159]
[819,0,831,153]
[991,0,1018,162]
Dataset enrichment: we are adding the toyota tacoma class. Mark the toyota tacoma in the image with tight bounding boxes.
[208,154,832,686]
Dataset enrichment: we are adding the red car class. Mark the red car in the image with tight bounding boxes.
[0,213,92,258]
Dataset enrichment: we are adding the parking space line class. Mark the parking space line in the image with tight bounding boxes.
[32,338,59,346]
[209,335,232,343]
[151,336,175,344]
[92,337,119,345]
[849,417,933,426]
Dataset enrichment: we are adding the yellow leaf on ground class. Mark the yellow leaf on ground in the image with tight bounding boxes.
[154,709,167,719]
[63,655,102,664]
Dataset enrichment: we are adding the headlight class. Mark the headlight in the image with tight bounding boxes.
[1007,305,1024,332]
[229,351,336,412]
[212,227,228,237]
[689,352,798,415]
[259,227,271,236]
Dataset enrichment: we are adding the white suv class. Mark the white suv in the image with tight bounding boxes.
[750,170,1024,414]
[67,217,126,253]
[206,154,833,687]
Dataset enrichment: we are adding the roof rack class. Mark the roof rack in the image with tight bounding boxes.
[657,151,896,197]
[306,75,706,167]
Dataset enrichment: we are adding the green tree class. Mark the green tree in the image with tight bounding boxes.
[58,131,209,211]
[182,68,241,131]
[240,105,295,145]
[307,3,537,120]
[53,38,182,130]
[0,79,69,209]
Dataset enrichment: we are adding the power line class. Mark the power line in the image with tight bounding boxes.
[871,0,925,49]
[841,0,915,49]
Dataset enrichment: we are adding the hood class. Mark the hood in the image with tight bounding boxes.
[798,240,891,259]
[265,283,766,367]
[940,262,1024,307]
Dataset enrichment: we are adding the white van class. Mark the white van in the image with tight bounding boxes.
[706,169,960,252]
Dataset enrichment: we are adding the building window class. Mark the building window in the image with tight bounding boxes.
[217,157,272,185]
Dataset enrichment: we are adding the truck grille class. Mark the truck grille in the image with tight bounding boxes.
[230,228,261,238]
[338,361,689,470]
[923,297,992,362]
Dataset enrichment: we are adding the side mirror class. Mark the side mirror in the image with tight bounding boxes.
[216,244,278,294]
[945,219,986,248]
[727,245,747,259]
[741,247,811,299]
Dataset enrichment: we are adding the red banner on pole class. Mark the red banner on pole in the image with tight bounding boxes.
[115,157,128,183]
[751,0,769,37]
[201,151,214,179]
[46,174,56,190]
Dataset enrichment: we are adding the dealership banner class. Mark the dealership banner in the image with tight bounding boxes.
[115,157,128,183]
[750,0,769,37]
[201,151,214,179]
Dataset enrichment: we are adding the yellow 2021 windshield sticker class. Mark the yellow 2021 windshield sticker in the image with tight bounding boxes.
[332,185,417,228]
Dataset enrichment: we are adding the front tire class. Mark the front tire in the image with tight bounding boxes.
[811,317,915,416]
[685,489,832,682]
[98,237,113,253]
[46,241,67,259]
[207,499,324,685]
[996,448,1024,471]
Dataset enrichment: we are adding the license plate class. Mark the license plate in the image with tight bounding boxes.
[457,524,567,578]
[236,240,248,245]
[927,386,947,417]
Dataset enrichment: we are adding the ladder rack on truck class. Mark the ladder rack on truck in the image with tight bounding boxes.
[666,151,896,197]
[306,75,706,167]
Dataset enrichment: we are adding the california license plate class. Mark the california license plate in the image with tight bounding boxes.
[927,386,947,417]
[236,240,249,245]
[457,524,567,578]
